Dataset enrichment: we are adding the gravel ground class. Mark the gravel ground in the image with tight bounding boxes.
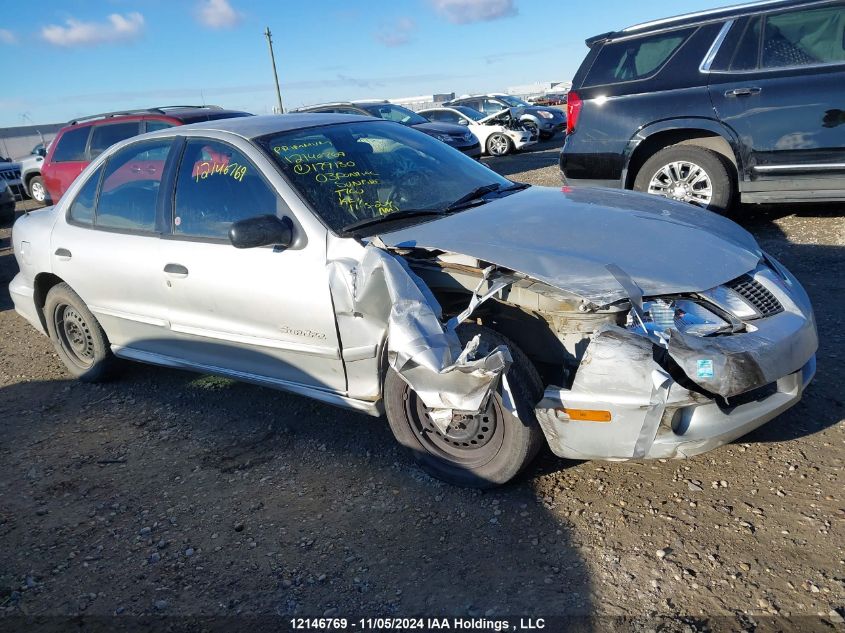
[0,139,843,628]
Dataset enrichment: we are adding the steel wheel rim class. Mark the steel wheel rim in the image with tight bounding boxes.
[405,389,505,469]
[647,161,713,206]
[54,304,95,369]
[31,181,46,202]
[489,135,509,156]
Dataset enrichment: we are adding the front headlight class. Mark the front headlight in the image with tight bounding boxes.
[627,298,731,338]
[537,111,554,119]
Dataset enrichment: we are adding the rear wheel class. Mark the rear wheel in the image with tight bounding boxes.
[28,176,47,203]
[384,324,544,488]
[486,133,513,157]
[44,283,117,382]
[634,145,735,212]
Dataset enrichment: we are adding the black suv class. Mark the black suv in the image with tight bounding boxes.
[560,0,845,211]
[293,101,481,158]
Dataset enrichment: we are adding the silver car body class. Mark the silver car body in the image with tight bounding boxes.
[9,114,817,461]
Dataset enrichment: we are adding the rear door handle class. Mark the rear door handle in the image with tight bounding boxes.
[725,87,761,97]
[163,263,189,277]
[54,248,72,260]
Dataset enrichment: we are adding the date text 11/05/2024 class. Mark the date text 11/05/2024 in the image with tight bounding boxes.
[290,617,548,631]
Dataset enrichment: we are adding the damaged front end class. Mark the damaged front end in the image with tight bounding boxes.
[535,259,818,460]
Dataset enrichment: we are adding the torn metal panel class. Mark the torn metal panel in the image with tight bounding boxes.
[380,186,762,305]
[327,240,513,413]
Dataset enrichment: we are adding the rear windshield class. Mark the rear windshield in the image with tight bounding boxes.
[583,28,695,86]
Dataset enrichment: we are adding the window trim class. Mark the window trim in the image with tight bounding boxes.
[699,20,735,71]
[166,135,286,244]
[64,137,177,236]
[65,163,105,228]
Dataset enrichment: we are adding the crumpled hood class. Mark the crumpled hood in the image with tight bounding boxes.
[380,186,763,305]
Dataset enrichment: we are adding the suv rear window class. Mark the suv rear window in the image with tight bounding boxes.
[51,127,90,162]
[584,28,695,86]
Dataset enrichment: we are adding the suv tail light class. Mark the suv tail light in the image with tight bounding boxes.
[566,91,582,135]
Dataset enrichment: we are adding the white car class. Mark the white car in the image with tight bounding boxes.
[420,106,537,156]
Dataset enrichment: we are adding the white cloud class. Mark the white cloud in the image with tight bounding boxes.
[196,0,242,29]
[0,29,17,45]
[374,17,416,47]
[41,12,145,47]
[430,0,517,24]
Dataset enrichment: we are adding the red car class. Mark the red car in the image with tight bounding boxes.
[41,105,252,203]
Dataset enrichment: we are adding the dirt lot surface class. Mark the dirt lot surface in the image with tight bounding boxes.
[1,138,843,627]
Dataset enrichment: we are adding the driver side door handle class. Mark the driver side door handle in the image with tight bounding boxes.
[725,87,762,97]
[163,263,189,277]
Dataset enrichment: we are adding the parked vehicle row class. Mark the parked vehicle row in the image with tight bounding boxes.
[419,106,537,156]
[561,0,845,211]
[10,113,817,487]
[445,93,566,140]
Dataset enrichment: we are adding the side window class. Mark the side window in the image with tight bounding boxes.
[430,110,461,124]
[584,28,695,86]
[89,122,141,159]
[95,140,171,232]
[729,17,763,71]
[145,120,176,133]
[174,140,279,240]
[68,165,103,225]
[480,99,505,115]
[51,127,90,162]
[762,5,845,69]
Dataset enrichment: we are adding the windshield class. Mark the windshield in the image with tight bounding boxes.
[498,95,529,107]
[259,120,512,234]
[453,106,485,121]
[360,103,428,126]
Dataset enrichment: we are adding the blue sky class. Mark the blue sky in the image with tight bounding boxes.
[1,0,730,127]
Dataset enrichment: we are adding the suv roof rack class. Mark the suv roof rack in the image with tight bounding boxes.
[69,105,224,125]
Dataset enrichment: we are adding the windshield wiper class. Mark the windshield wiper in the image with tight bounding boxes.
[341,209,445,235]
[444,183,502,212]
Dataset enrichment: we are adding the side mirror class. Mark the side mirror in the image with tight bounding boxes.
[457,118,469,126]
[229,215,294,249]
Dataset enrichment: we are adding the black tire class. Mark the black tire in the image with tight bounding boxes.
[384,324,545,488]
[44,283,117,382]
[28,176,47,203]
[521,120,539,138]
[486,133,513,157]
[539,131,554,141]
[633,145,735,213]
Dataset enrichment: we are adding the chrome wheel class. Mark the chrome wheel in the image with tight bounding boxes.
[487,133,510,156]
[30,180,46,203]
[647,161,713,206]
[54,304,95,370]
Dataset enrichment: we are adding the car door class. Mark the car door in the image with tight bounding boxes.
[159,136,346,391]
[51,138,174,354]
[708,4,845,195]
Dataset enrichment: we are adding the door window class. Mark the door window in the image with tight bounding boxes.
[729,17,763,70]
[89,122,142,159]
[95,140,171,232]
[426,110,462,124]
[145,120,176,133]
[480,99,506,115]
[173,139,280,240]
[761,5,845,68]
[67,165,103,225]
[52,127,90,162]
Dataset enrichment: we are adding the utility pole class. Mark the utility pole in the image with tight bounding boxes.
[264,27,284,114]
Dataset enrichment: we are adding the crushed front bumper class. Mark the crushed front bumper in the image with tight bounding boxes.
[536,356,815,460]
[534,263,818,461]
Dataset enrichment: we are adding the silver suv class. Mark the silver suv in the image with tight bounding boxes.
[9,115,817,487]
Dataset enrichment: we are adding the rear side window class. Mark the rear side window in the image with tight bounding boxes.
[584,28,695,86]
[51,127,90,162]
[68,165,103,225]
[89,122,141,159]
[762,5,845,68]
[96,140,171,232]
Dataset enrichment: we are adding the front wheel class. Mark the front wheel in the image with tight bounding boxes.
[384,324,545,488]
[44,283,117,382]
[634,145,735,212]
[486,133,513,156]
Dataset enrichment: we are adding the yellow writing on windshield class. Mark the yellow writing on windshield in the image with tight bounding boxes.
[194,161,247,183]
[273,140,331,153]
[293,160,356,175]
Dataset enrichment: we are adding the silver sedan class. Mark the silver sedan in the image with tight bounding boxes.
[9,114,817,487]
